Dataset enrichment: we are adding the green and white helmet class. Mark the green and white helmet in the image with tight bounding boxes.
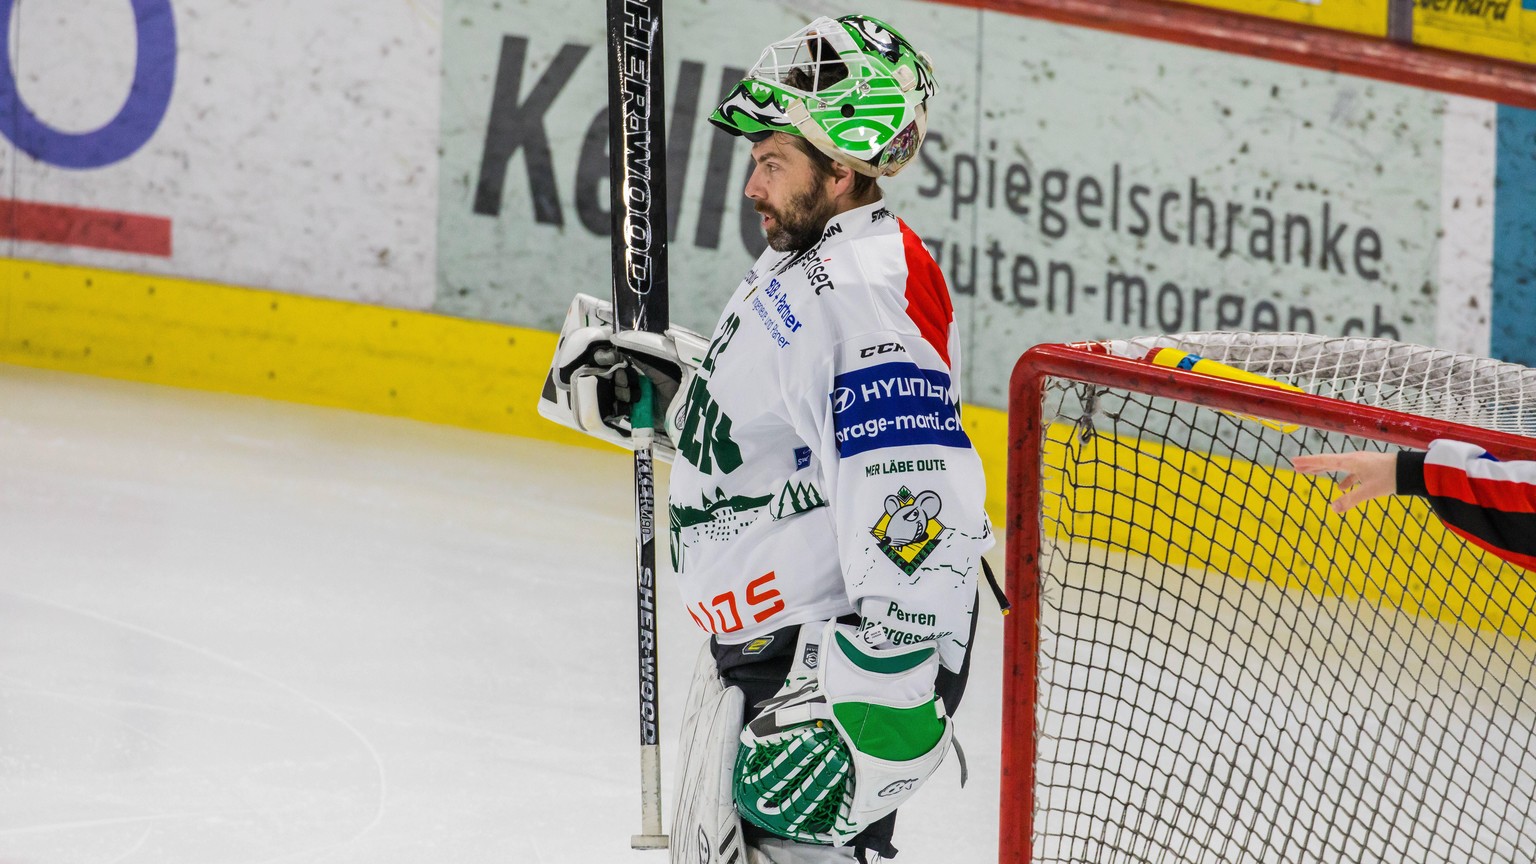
[709,15,937,177]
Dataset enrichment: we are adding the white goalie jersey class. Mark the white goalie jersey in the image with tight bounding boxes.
[669,198,992,673]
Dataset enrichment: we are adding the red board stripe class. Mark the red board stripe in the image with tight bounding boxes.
[897,218,953,368]
[0,198,172,257]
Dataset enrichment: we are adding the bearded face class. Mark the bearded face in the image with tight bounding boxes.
[758,175,839,252]
[746,135,841,253]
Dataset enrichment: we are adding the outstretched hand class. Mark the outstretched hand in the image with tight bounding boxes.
[1291,451,1399,514]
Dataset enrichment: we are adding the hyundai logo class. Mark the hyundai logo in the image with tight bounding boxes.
[831,387,857,413]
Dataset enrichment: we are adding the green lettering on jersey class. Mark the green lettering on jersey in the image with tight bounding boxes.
[678,314,744,475]
[700,313,740,373]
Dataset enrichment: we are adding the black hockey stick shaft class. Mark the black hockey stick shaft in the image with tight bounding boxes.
[604,0,669,849]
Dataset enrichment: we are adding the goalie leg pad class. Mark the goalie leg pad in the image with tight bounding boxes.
[673,641,749,864]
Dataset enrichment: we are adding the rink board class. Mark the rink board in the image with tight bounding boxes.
[0,258,589,449]
[1038,420,1536,640]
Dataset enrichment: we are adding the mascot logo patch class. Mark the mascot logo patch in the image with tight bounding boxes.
[870,487,944,574]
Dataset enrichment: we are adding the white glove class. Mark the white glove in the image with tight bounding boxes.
[537,294,707,461]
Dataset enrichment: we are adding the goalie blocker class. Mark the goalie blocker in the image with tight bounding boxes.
[539,293,708,460]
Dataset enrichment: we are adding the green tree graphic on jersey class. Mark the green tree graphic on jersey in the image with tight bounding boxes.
[772,481,826,519]
[678,314,743,475]
[670,487,774,571]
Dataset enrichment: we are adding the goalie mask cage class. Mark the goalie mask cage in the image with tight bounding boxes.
[1001,333,1536,864]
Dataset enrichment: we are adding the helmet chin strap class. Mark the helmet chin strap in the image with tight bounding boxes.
[783,99,927,179]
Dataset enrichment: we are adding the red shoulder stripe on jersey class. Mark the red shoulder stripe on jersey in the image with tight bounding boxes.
[897,218,953,368]
[1424,462,1536,515]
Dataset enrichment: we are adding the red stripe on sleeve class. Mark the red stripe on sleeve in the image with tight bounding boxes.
[1424,463,1536,515]
[897,219,952,368]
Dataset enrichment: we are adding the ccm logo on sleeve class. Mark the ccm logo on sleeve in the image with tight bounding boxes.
[859,342,906,358]
[831,362,969,457]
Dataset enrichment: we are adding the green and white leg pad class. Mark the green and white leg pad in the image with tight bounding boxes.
[672,642,749,864]
[734,621,952,848]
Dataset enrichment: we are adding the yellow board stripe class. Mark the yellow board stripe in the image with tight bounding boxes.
[962,401,1010,533]
[1159,0,1535,67]
[1415,4,1536,66]
[1166,0,1388,37]
[0,258,1016,528]
[0,257,594,450]
[1041,421,1536,639]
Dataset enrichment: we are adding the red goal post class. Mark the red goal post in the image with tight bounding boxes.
[1002,334,1536,864]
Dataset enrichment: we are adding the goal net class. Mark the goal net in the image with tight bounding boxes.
[1002,333,1536,864]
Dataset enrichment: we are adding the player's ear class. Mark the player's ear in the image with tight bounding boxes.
[828,160,857,199]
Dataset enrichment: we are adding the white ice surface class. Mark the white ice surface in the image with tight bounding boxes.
[0,365,1002,864]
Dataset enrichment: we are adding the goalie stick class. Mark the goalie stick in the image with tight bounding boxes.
[605,0,670,850]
